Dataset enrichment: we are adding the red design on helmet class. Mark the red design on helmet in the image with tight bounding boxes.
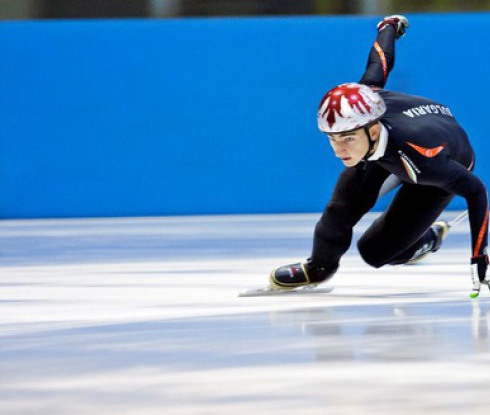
[317,83,386,133]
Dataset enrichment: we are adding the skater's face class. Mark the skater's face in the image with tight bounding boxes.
[328,123,380,167]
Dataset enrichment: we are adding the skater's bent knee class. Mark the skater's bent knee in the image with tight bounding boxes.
[357,239,387,269]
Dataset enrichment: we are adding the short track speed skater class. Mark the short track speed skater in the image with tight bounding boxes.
[239,211,472,298]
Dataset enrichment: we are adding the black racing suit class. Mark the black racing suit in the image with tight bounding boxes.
[311,25,489,271]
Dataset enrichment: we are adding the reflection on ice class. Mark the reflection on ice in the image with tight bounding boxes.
[269,302,490,362]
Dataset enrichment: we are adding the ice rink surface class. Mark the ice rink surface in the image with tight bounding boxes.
[1,212,490,415]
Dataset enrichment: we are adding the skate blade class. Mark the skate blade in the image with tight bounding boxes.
[238,285,334,297]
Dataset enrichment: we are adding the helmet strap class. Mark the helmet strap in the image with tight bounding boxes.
[363,124,377,161]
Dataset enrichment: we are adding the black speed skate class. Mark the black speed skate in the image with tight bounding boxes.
[407,221,449,264]
[270,259,338,290]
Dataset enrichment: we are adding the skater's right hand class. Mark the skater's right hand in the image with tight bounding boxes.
[470,255,489,298]
[377,15,409,39]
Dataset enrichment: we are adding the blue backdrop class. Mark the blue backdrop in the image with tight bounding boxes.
[1,13,489,218]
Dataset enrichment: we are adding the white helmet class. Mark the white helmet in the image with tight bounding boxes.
[317,83,386,133]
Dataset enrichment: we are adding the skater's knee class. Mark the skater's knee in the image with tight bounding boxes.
[357,237,387,269]
[359,249,386,268]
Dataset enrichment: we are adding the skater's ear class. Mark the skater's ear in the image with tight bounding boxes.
[368,122,381,141]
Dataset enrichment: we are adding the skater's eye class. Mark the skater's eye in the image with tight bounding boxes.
[328,134,357,145]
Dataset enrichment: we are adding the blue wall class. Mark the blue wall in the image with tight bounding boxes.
[1,14,489,218]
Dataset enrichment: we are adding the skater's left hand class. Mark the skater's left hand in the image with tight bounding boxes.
[470,255,489,298]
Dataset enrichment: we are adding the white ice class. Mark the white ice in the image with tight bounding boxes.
[1,212,489,415]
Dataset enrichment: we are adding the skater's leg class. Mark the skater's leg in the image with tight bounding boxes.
[311,164,391,270]
[358,184,454,268]
[270,164,391,290]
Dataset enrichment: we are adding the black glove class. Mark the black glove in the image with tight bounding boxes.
[377,14,409,39]
[470,255,489,298]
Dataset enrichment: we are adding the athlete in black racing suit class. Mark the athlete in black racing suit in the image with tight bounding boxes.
[270,15,489,296]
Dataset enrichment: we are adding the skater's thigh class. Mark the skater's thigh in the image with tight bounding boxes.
[358,184,454,256]
[329,164,392,215]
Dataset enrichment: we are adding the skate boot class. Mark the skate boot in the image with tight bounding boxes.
[270,259,338,290]
[407,221,450,264]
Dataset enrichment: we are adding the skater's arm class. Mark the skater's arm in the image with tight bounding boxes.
[420,157,488,261]
[359,15,408,88]
[440,163,489,294]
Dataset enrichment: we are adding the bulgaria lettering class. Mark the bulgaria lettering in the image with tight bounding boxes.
[403,104,453,118]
